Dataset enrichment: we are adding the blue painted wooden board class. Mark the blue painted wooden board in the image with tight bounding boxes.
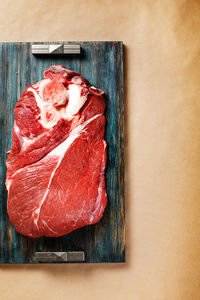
[0,41,125,263]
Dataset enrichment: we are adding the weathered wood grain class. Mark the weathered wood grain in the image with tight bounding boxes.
[0,42,125,263]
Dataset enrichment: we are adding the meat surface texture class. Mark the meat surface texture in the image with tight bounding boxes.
[6,65,107,238]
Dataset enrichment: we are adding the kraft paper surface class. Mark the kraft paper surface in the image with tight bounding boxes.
[1,0,200,299]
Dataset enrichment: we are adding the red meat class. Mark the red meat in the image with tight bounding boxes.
[6,65,107,238]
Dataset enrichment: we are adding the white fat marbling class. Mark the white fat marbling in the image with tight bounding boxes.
[27,82,89,129]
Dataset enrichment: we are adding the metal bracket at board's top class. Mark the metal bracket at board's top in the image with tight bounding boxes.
[32,44,81,55]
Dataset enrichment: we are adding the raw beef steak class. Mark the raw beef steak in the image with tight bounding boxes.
[6,65,107,238]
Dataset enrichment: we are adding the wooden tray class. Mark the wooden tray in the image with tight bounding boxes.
[0,41,125,263]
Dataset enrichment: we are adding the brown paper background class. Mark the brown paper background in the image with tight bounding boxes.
[1,0,200,299]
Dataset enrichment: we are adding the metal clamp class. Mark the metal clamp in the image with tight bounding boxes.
[32,44,81,55]
[33,251,85,262]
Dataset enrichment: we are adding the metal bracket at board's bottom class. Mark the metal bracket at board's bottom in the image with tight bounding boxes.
[33,251,85,262]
